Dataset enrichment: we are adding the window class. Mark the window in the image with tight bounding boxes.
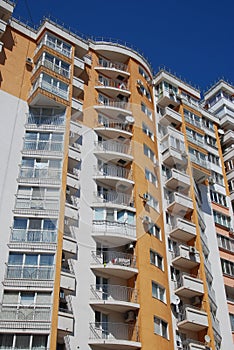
[229,314,234,331]
[145,193,159,211]
[142,123,154,140]
[145,168,157,186]
[186,127,204,145]
[36,73,69,100]
[225,159,234,172]
[141,102,153,119]
[152,281,166,302]
[144,144,155,162]
[202,117,214,130]
[213,211,231,229]
[217,234,234,252]
[221,259,234,277]
[208,153,220,166]
[184,109,202,128]
[205,135,217,148]
[42,33,71,58]
[210,171,224,186]
[139,66,150,81]
[150,250,163,270]
[210,190,227,207]
[145,220,161,239]
[154,316,168,339]
[139,85,151,101]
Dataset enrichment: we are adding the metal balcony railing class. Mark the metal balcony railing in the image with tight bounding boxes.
[96,78,129,91]
[26,113,65,128]
[30,78,69,100]
[89,322,139,342]
[19,167,61,181]
[178,304,205,322]
[94,190,134,207]
[10,229,57,243]
[6,266,54,280]
[96,119,132,133]
[95,164,132,180]
[97,58,128,72]
[95,140,132,155]
[90,284,138,303]
[35,38,71,58]
[91,251,136,268]
[92,220,136,239]
[23,140,63,153]
[0,305,51,321]
[15,195,59,211]
[97,98,131,111]
[33,58,70,78]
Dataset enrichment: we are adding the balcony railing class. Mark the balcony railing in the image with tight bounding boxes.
[91,251,136,268]
[96,98,131,111]
[23,140,63,153]
[96,119,132,133]
[95,164,132,180]
[95,140,131,155]
[94,190,134,207]
[33,58,70,78]
[35,38,71,58]
[90,284,138,303]
[10,229,57,243]
[15,195,59,211]
[6,266,54,280]
[19,167,61,181]
[96,78,129,91]
[187,134,204,147]
[89,322,139,342]
[31,78,69,100]
[184,115,202,128]
[97,59,128,72]
[189,154,209,169]
[0,305,51,321]
[93,220,136,239]
[26,113,66,128]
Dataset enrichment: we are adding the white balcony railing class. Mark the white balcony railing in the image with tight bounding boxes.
[33,58,70,78]
[26,113,66,128]
[97,58,128,72]
[35,38,71,58]
[10,229,57,243]
[95,164,132,180]
[96,78,129,91]
[97,98,131,111]
[90,284,138,303]
[95,140,131,155]
[91,251,136,268]
[89,322,139,342]
[15,196,59,211]
[23,140,63,153]
[189,154,209,169]
[0,305,51,321]
[6,266,54,280]
[30,78,69,100]
[92,220,136,239]
[19,167,61,181]
[94,190,134,207]
[96,119,133,133]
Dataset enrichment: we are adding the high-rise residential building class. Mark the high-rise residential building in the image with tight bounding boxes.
[0,1,233,350]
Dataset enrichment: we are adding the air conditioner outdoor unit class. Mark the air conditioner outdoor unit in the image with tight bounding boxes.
[189,246,196,254]
[143,193,149,201]
[26,57,33,65]
[208,177,216,185]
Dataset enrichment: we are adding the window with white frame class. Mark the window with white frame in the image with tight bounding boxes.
[139,85,151,101]
[184,109,202,127]
[210,171,224,185]
[217,234,234,252]
[36,73,69,99]
[225,159,234,172]
[145,168,157,186]
[186,127,204,145]
[152,281,166,302]
[229,314,234,331]
[145,192,159,211]
[208,153,220,166]
[142,122,154,140]
[141,102,153,119]
[143,144,156,162]
[205,135,217,148]
[150,250,163,270]
[213,211,231,229]
[139,66,150,81]
[93,208,135,225]
[221,258,234,277]
[153,316,168,338]
[210,190,227,207]
[146,220,161,238]
[36,52,70,78]
[202,117,214,130]
[40,32,72,58]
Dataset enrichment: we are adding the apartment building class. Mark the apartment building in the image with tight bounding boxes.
[0,1,233,349]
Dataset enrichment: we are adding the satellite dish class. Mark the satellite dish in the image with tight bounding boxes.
[125,116,135,125]
[171,295,181,305]
[204,335,211,343]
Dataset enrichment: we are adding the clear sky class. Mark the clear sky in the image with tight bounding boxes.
[14,0,234,92]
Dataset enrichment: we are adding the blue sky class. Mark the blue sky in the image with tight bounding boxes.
[14,0,234,92]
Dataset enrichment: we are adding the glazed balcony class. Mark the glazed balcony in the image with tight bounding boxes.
[14,195,59,216]
[222,129,234,148]
[167,192,193,215]
[0,19,6,37]
[74,56,85,72]
[95,58,130,79]
[94,164,134,187]
[219,112,234,130]
[6,265,54,280]
[94,140,133,163]
[159,106,182,127]
[187,134,205,149]
[22,140,63,156]
[95,78,130,98]
[71,97,83,112]
[175,273,204,298]
[60,268,76,293]
[90,284,139,312]
[25,112,66,131]
[63,233,77,256]
[91,251,137,279]
[92,220,136,246]
[18,167,61,185]
[29,77,69,104]
[172,244,200,269]
[184,115,202,129]
[95,98,132,118]
[94,190,134,208]
[161,131,187,167]
[89,322,141,348]
[33,57,70,79]
[169,217,196,242]
[156,88,180,108]
[35,37,72,58]
[10,228,57,244]
[164,168,190,191]
[58,309,74,335]
[94,118,133,139]
[189,154,210,183]
[0,1,14,23]
[73,76,84,94]
[178,305,208,331]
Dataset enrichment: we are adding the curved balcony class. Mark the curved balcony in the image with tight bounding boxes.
[94,119,133,139]
[94,99,132,118]
[94,164,134,187]
[14,195,59,216]
[91,251,137,279]
[89,322,141,349]
[178,305,208,331]
[92,220,136,246]
[94,59,130,79]
[18,167,61,185]
[94,140,133,164]
[172,244,200,269]
[90,284,139,312]
[93,190,134,210]
[174,273,204,298]
[25,113,66,131]
[22,140,64,157]
[95,78,130,98]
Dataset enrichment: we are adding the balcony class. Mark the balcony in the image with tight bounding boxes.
[71,97,83,112]
[189,154,210,183]
[60,269,76,293]
[219,112,234,130]
[159,107,182,127]
[94,164,134,187]
[94,59,130,79]
[9,229,57,251]
[92,220,136,246]
[58,309,74,335]
[178,305,208,331]
[165,169,190,191]
[95,78,130,98]
[18,167,61,185]
[14,195,59,216]
[33,57,70,79]
[25,112,66,131]
[175,273,204,298]
[91,251,137,279]
[29,77,69,105]
[184,115,202,129]
[187,134,205,149]
[94,119,133,139]
[156,88,180,108]
[73,76,84,94]
[211,314,221,339]
[167,192,193,215]
[0,305,51,330]
[35,37,72,58]
[6,265,54,281]
[22,140,64,156]
[0,19,7,37]
[169,218,196,242]
[63,234,77,256]
[95,99,132,118]
[172,244,200,269]
[0,1,14,23]
[93,190,134,209]
[90,284,139,312]
[94,140,133,163]
[89,322,141,348]
[182,339,208,350]
[222,129,234,148]
[74,56,85,71]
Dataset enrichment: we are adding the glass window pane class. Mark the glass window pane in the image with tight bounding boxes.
[8,253,23,265]
[13,218,27,229]
[25,254,38,265]
[40,254,54,266]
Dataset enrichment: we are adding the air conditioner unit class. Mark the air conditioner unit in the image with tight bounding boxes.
[125,310,136,323]
[143,193,149,201]
[26,57,33,65]
[208,177,216,185]
[137,79,143,86]
[189,246,196,254]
